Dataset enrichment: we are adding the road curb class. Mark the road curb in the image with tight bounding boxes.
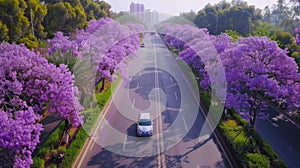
[72,81,121,168]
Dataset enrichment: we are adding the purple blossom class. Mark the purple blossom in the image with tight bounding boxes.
[295,28,300,46]
[0,43,83,167]
[160,23,300,133]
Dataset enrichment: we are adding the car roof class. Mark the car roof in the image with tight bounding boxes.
[139,113,150,120]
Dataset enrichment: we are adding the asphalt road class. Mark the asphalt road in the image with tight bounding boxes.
[256,103,300,168]
[73,34,230,168]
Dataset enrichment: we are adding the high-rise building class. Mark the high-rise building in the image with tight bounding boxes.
[130,2,145,22]
[145,9,159,27]
[130,2,159,27]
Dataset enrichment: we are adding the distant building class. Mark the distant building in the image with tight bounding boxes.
[130,2,159,27]
[145,9,159,27]
[130,2,145,22]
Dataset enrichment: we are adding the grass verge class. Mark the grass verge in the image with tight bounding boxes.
[31,78,120,168]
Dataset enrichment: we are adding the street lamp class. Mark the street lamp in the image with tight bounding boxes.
[238,6,252,35]
[208,12,218,34]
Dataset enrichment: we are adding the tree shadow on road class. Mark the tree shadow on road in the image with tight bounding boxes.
[86,143,157,168]
[165,135,211,167]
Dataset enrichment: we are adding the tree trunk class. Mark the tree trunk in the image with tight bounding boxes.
[249,93,258,151]
[63,119,69,144]
[100,78,105,92]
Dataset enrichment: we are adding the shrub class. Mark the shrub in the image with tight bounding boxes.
[31,157,44,168]
[253,131,278,161]
[223,120,238,128]
[60,128,88,168]
[37,147,50,158]
[272,159,287,168]
[96,88,111,109]
[200,91,211,109]
[49,163,57,168]
[18,34,38,49]
[244,153,270,168]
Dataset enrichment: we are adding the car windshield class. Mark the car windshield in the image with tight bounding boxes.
[139,119,151,126]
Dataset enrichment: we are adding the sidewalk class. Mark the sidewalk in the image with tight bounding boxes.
[32,114,63,157]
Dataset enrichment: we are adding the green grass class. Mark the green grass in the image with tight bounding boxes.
[31,122,65,168]
[59,78,120,168]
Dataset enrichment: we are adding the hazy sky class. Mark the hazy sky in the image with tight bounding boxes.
[106,0,276,15]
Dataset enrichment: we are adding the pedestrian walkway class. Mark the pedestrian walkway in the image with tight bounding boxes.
[32,114,63,156]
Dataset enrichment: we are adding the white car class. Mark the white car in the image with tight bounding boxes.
[137,113,153,137]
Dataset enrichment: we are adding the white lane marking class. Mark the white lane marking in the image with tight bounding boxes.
[154,35,161,168]
[175,91,178,100]
[132,99,135,109]
[76,81,123,168]
[153,34,166,168]
[89,141,95,151]
[182,116,188,132]
[122,135,127,150]
[89,136,99,151]
[197,164,200,168]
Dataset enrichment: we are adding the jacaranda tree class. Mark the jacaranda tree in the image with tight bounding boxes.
[0,43,83,167]
[219,36,300,145]
[159,23,300,148]
[47,18,145,92]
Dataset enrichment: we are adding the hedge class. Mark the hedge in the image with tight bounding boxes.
[244,153,271,168]
[219,112,287,168]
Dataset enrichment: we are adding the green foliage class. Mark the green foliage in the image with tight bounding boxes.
[162,16,195,25]
[253,26,271,37]
[25,0,48,39]
[0,0,30,42]
[220,119,249,155]
[0,0,112,44]
[180,10,197,22]
[31,157,44,168]
[223,119,238,128]
[82,0,111,20]
[95,86,112,109]
[46,49,79,73]
[0,20,9,41]
[82,108,99,133]
[271,30,294,49]
[273,160,288,168]
[244,153,270,168]
[58,80,116,168]
[225,30,240,41]
[193,2,262,35]
[18,34,38,49]
[37,147,50,158]
[49,163,57,168]
[200,91,211,109]
[116,14,146,26]
[59,127,87,168]
[218,110,286,168]
[44,2,86,37]
[291,51,300,69]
